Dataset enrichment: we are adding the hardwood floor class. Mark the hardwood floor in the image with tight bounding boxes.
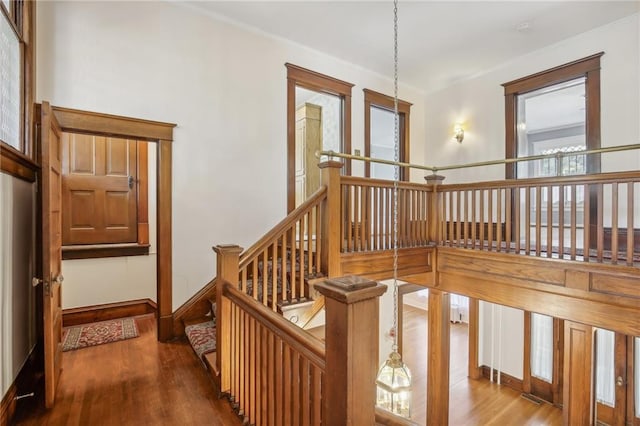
[13,315,241,426]
[402,305,562,425]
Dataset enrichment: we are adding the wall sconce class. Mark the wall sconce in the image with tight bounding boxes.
[454,124,464,143]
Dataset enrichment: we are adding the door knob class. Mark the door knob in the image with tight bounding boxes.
[616,376,625,387]
[32,277,42,287]
[128,175,134,189]
[52,274,64,284]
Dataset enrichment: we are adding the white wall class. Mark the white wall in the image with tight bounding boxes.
[60,145,157,309]
[36,1,426,310]
[424,13,640,184]
[0,173,36,398]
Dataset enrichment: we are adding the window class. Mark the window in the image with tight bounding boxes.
[286,63,353,211]
[363,89,411,181]
[0,0,35,181]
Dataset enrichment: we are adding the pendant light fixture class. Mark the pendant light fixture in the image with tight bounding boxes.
[375,0,413,419]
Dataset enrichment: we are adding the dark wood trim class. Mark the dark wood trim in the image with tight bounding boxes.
[62,298,157,327]
[1,345,40,426]
[156,139,173,341]
[523,311,532,393]
[363,88,411,180]
[502,53,604,95]
[468,298,481,379]
[61,243,150,260]
[480,365,524,393]
[0,377,18,426]
[286,63,353,212]
[51,107,176,141]
[0,142,37,182]
[41,104,175,342]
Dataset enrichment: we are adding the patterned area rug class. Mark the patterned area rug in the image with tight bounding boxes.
[185,320,216,360]
[62,318,139,351]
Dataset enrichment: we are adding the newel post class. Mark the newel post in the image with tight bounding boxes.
[425,174,445,244]
[315,275,387,426]
[213,244,243,395]
[319,161,343,278]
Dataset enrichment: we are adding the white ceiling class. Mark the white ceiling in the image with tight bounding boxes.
[185,0,639,93]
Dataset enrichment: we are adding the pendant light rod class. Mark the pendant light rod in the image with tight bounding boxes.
[391,0,400,353]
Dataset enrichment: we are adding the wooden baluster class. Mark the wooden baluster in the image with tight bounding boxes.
[243,310,249,420]
[252,260,258,300]
[570,185,577,260]
[514,188,520,254]
[241,268,247,293]
[558,185,564,259]
[249,317,256,425]
[292,352,301,426]
[213,244,242,395]
[372,186,378,250]
[239,309,245,417]
[254,321,262,426]
[316,276,387,426]
[298,215,304,299]
[463,190,469,249]
[425,174,445,245]
[311,368,322,426]
[535,186,542,256]
[525,187,531,255]
[260,324,268,426]
[547,186,552,258]
[280,235,287,308]
[306,211,312,281]
[496,188,502,252]
[354,185,361,251]
[388,187,393,249]
[271,242,277,311]
[597,183,604,262]
[275,337,284,426]
[364,185,371,251]
[267,332,276,426]
[456,190,462,247]
[627,182,634,266]
[301,357,310,426]
[479,189,485,250]
[283,345,292,426]
[291,225,297,301]
[505,188,512,253]
[262,250,268,305]
[472,189,477,249]
[612,182,619,264]
[315,205,322,275]
[487,188,494,251]
[584,184,591,262]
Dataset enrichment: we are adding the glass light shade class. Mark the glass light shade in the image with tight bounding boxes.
[376,351,412,418]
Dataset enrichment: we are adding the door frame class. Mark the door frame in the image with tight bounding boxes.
[48,105,176,341]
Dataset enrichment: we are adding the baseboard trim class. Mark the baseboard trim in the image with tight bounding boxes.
[0,380,17,426]
[63,298,157,327]
[479,365,524,393]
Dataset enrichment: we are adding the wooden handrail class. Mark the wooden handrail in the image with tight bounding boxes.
[222,279,325,368]
[239,185,327,270]
[438,170,640,191]
[342,175,434,191]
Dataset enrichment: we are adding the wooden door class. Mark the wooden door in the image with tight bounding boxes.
[39,101,64,408]
[595,331,628,425]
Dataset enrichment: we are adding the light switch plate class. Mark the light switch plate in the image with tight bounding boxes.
[354,149,361,156]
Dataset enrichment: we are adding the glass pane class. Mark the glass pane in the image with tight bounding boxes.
[595,328,615,407]
[370,106,398,180]
[0,12,21,150]
[635,337,640,418]
[516,77,586,179]
[530,313,553,382]
[294,87,342,207]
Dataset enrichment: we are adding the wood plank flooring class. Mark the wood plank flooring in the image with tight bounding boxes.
[402,304,562,425]
[13,315,241,426]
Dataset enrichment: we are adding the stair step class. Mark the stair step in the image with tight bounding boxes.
[184,319,216,360]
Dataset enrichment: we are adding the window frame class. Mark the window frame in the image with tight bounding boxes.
[363,88,411,181]
[286,63,353,213]
[502,52,603,179]
[0,0,36,182]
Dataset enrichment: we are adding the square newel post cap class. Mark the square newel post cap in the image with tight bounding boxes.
[318,160,344,169]
[424,174,446,184]
[315,275,387,304]
[212,244,244,255]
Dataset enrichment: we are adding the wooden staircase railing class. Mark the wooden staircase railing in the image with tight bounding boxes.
[341,176,432,253]
[437,171,640,264]
[238,186,328,311]
[216,276,387,426]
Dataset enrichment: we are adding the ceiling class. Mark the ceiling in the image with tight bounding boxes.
[186,1,639,93]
